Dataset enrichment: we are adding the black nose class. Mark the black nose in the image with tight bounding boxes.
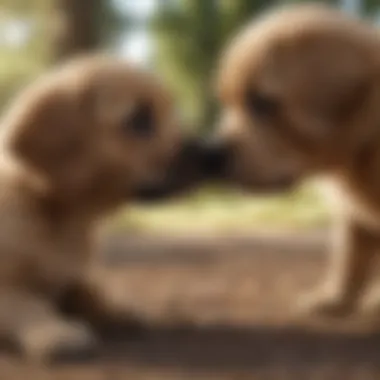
[133,184,170,203]
[198,139,230,180]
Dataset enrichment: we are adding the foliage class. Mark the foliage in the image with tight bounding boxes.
[364,0,380,15]
[152,0,348,130]
[119,183,328,233]
[0,0,126,111]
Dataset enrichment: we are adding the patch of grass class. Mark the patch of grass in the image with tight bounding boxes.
[115,183,329,233]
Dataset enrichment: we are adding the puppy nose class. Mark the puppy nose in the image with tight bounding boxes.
[172,137,231,184]
[198,139,230,179]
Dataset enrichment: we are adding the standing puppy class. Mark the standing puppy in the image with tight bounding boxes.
[0,55,206,361]
[213,4,380,317]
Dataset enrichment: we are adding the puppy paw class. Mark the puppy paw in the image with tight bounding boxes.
[58,280,148,340]
[359,291,380,317]
[15,320,99,364]
[296,290,355,318]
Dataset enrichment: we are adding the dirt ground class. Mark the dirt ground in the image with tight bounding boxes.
[2,230,380,380]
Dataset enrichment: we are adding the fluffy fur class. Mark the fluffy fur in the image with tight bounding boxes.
[0,55,200,361]
[215,4,380,317]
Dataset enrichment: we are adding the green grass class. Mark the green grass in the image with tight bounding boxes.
[116,183,329,234]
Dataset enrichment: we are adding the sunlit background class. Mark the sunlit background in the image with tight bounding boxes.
[2,2,380,379]
[0,0,378,233]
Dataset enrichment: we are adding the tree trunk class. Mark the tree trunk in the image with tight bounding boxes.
[52,0,102,62]
[196,0,219,129]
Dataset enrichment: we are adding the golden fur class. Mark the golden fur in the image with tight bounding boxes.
[215,4,380,317]
[0,55,192,361]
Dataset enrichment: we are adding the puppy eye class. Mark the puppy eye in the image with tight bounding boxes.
[124,101,155,137]
[245,89,280,119]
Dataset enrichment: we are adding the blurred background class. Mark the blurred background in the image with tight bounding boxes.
[2,2,380,379]
[1,0,378,234]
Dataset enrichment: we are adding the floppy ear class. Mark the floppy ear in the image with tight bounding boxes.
[6,85,86,178]
[327,73,372,123]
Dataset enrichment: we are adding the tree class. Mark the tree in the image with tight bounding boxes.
[0,0,127,110]
[153,0,361,130]
[153,0,216,129]
[51,0,124,61]
[153,0,281,130]
[0,0,52,108]
[363,0,379,15]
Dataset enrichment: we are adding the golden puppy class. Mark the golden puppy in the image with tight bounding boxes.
[0,55,209,362]
[213,4,380,318]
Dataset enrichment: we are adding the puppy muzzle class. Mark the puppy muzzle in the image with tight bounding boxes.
[133,138,232,203]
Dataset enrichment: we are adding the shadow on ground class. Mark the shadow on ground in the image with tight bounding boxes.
[101,323,380,371]
[3,230,380,379]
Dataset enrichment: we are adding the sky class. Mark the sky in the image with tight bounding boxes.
[114,0,158,64]
[0,15,31,48]
[0,0,159,64]
[115,0,158,19]
[0,0,379,60]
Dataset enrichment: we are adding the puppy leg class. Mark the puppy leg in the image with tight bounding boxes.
[359,277,380,316]
[298,218,378,317]
[57,274,145,337]
[359,290,380,317]
[0,291,98,363]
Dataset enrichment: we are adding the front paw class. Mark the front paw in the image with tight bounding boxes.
[297,289,355,318]
[14,320,99,363]
[58,281,147,339]
[359,290,380,317]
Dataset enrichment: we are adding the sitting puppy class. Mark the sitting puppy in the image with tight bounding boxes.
[0,55,212,362]
[212,4,380,318]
